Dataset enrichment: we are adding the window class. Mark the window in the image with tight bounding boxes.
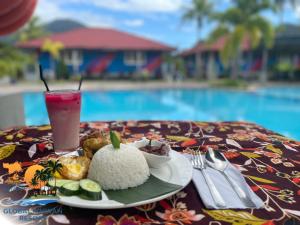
[62,50,83,66]
[124,51,146,66]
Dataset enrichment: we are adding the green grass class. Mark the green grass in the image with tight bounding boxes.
[209,78,248,89]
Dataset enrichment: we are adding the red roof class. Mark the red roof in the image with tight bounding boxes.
[19,28,175,51]
[181,36,251,56]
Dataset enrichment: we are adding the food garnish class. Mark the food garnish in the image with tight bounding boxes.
[59,181,80,196]
[48,178,71,188]
[80,130,122,157]
[110,130,120,149]
[57,178,102,201]
[79,179,102,200]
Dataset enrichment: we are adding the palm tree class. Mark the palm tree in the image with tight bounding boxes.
[41,39,64,78]
[33,169,43,190]
[208,0,275,82]
[46,160,62,194]
[34,168,51,194]
[182,0,212,78]
[30,177,38,189]
[42,39,64,60]
[273,0,299,24]
[0,17,45,81]
[17,16,47,42]
[39,168,51,195]
[0,43,32,80]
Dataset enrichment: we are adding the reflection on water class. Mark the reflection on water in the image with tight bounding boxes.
[24,88,300,140]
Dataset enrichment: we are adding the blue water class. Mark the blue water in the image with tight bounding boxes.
[23,88,300,140]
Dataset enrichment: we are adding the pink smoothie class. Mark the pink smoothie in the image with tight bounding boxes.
[45,90,81,153]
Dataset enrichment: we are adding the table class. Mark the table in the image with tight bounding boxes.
[0,121,299,225]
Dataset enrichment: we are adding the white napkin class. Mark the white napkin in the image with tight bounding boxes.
[186,154,264,209]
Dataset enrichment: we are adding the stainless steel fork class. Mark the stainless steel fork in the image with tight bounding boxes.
[192,150,226,208]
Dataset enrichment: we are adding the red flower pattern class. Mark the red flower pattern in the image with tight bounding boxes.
[156,209,204,224]
[96,215,141,225]
[0,121,300,225]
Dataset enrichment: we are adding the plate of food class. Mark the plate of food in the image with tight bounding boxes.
[50,131,193,209]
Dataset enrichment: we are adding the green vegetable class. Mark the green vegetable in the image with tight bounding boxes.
[105,175,182,204]
[110,131,120,149]
[59,181,80,196]
[79,179,102,200]
[48,179,71,188]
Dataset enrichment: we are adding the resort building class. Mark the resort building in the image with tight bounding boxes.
[181,24,300,80]
[19,28,175,79]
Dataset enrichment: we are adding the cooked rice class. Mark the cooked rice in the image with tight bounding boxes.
[88,143,150,190]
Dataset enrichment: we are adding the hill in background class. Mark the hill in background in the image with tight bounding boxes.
[45,19,85,33]
[0,19,86,43]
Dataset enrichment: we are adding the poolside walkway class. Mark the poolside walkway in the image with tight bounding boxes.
[0,80,210,95]
[1,80,299,96]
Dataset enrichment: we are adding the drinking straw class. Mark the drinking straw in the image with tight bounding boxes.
[78,75,83,90]
[39,64,50,91]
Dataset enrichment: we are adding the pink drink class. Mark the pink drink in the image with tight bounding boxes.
[45,90,81,153]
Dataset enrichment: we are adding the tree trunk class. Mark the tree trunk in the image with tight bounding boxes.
[290,54,297,80]
[231,59,237,79]
[260,49,268,83]
[231,49,241,80]
[243,51,252,80]
[207,53,216,81]
[51,58,57,79]
[195,52,203,79]
[195,22,203,80]
[231,58,239,79]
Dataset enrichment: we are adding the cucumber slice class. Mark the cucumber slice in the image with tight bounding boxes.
[48,179,71,188]
[79,179,101,200]
[59,181,80,196]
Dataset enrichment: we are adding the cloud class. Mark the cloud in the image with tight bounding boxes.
[32,0,195,49]
[34,0,61,23]
[35,0,115,27]
[74,0,186,13]
[294,5,300,17]
[123,19,144,27]
[136,31,166,43]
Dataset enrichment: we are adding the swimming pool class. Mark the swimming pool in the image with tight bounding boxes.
[23,88,300,140]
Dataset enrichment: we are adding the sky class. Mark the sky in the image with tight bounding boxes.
[35,0,300,50]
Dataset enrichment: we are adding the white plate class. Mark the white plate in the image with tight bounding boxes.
[57,150,193,209]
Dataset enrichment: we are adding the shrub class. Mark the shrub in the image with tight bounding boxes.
[55,60,70,80]
[209,78,248,89]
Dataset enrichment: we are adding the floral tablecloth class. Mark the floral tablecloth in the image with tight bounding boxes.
[0,121,299,225]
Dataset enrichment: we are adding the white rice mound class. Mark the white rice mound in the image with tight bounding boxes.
[88,143,150,190]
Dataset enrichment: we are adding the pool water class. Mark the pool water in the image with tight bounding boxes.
[23,88,300,140]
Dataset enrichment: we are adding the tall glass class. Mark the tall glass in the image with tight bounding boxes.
[44,90,81,153]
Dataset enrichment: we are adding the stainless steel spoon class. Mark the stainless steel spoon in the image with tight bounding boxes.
[205,148,256,207]
[191,151,226,208]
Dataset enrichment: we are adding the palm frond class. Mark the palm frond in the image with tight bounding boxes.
[182,9,197,22]
[208,25,230,44]
[247,24,262,49]
[220,25,246,66]
[181,0,213,31]
[249,16,275,48]
[208,0,275,65]
[214,8,244,25]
